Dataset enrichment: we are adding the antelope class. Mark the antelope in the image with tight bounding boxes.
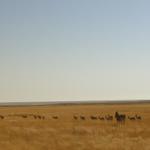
[135,114,142,120]
[115,112,126,122]
[0,115,4,119]
[99,116,105,120]
[22,115,27,118]
[90,116,97,120]
[105,115,113,121]
[73,116,78,120]
[128,116,136,120]
[80,116,85,120]
[52,116,58,119]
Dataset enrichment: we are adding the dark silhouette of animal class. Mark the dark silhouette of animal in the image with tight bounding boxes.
[105,115,113,121]
[0,115,4,119]
[52,116,58,119]
[115,112,126,122]
[33,115,37,119]
[128,116,136,120]
[135,114,142,120]
[73,116,78,120]
[33,115,45,120]
[80,116,85,120]
[22,115,27,118]
[37,115,42,119]
[90,116,97,120]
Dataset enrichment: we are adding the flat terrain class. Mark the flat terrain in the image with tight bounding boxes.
[0,103,149,150]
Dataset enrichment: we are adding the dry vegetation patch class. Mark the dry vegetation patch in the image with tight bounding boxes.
[0,103,149,150]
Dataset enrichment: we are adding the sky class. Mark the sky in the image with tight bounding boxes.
[0,0,150,102]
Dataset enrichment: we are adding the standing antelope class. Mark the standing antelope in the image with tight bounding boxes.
[105,115,113,121]
[80,116,85,120]
[115,112,126,122]
[135,114,142,120]
[73,116,78,120]
[90,116,97,120]
[128,116,136,120]
[99,116,105,120]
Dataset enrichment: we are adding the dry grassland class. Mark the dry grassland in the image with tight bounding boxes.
[0,103,149,150]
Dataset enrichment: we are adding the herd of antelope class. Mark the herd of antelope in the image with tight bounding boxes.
[73,112,142,122]
[0,112,142,123]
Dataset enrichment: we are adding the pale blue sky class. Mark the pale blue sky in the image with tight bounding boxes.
[0,0,150,102]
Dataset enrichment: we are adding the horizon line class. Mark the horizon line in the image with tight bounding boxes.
[0,99,150,106]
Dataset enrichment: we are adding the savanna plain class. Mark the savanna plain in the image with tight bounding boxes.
[0,103,149,150]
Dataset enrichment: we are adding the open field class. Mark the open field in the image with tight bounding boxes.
[0,103,149,150]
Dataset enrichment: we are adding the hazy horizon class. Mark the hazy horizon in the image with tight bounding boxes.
[1,1,150,102]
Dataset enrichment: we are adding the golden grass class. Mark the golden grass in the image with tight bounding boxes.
[0,103,149,150]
